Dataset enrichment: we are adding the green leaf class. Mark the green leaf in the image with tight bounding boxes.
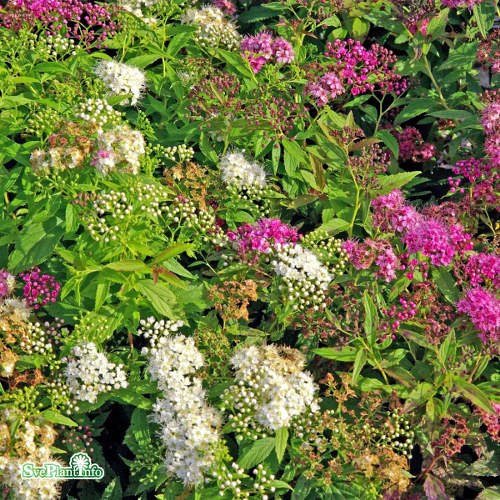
[238,5,282,24]
[454,378,494,413]
[312,347,357,361]
[275,427,288,463]
[473,2,495,38]
[106,260,150,273]
[111,388,152,410]
[404,382,436,409]
[238,437,276,469]
[125,54,162,68]
[352,349,366,383]
[94,281,110,311]
[102,478,123,500]
[137,280,176,319]
[375,130,399,157]
[319,218,350,234]
[427,110,473,120]
[372,171,421,196]
[362,291,377,342]
[152,243,196,265]
[165,32,193,57]
[432,268,459,303]
[40,410,78,427]
[426,8,448,42]
[395,98,439,125]
[477,487,500,499]
[9,219,64,273]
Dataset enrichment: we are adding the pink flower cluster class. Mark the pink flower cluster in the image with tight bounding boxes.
[461,253,500,290]
[324,39,408,96]
[371,189,421,233]
[19,267,61,310]
[227,219,301,259]
[0,270,14,298]
[402,219,472,267]
[241,32,294,73]
[457,287,500,343]
[305,72,346,107]
[211,0,237,16]
[441,0,482,8]
[1,0,116,49]
[371,190,473,267]
[396,127,437,163]
[450,158,499,209]
[481,102,500,167]
[342,239,401,282]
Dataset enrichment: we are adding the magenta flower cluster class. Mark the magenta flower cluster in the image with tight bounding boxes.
[371,189,421,233]
[227,218,301,259]
[402,219,472,267]
[481,102,500,167]
[457,287,500,343]
[211,0,237,16]
[305,72,346,107]
[461,253,500,290]
[396,127,437,163]
[19,267,61,310]
[241,32,295,73]
[324,39,408,96]
[371,190,473,267]
[441,0,482,8]
[1,0,116,49]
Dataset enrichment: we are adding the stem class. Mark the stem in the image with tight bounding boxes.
[423,53,450,110]
[348,182,361,238]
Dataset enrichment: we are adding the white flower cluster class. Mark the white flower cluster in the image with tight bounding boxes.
[272,243,332,310]
[95,60,146,105]
[62,342,128,403]
[75,97,122,129]
[220,150,267,190]
[165,144,195,163]
[181,6,241,51]
[145,330,222,486]
[223,345,318,433]
[119,0,158,26]
[138,316,184,350]
[93,125,145,175]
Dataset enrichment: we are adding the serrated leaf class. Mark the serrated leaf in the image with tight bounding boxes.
[275,427,288,463]
[432,268,459,303]
[40,410,78,427]
[312,347,357,361]
[375,130,399,157]
[454,378,494,413]
[352,349,366,383]
[372,171,421,196]
[238,438,276,469]
[137,280,176,319]
[395,99,439,125]
[152,243,195,265]
[106,260,150,273]
[473,2,495,39]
